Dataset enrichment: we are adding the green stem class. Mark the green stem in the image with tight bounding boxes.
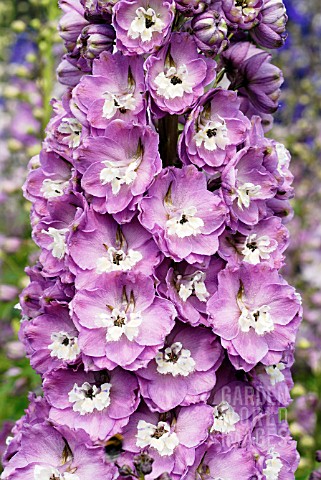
[214,68,226,87]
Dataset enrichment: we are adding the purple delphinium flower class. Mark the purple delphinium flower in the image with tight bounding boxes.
[19,264,75,319]
[218,216,289,268]
[1,422,116,479]
[136,322,223,411]
[186,441,257,480]
[179,88,251,172]
[222,0,263,30]
[76,120,161,215]
[33,192,87,279]
[207,263,301,371]
[1,395,51,468]
[23,151,73,218]
[20,305,81,376]
[72,51,146,129]
[249,348,294,407]
[223,41,284,115]
[156,256,225,327]
[113,0,175,55]
[43,366,139,441]
[119,402,213,479]
[69,209,162,289]
[71,273,176,370]
[251,413,300,479]
[45,93,87,163]
[221,146,278,228]
[139,166,228,264]
[145,32,216,116]
[208,377,263,447]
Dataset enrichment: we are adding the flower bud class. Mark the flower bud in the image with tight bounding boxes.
[310,472,321,480]
[58,10,88,51]
[57,55,84,87]
[78,24,115,59]
[251,0,288,48]
[133,453,154,476]
[118,464,134,477]
[191,10,228,54]
[316,451,321,463]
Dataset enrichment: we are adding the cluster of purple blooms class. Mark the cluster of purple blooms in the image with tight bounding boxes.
[2,0,303,479]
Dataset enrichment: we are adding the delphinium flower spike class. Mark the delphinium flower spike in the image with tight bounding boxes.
[2,0,302,479]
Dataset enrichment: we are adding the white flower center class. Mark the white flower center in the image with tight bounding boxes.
[57,117,82,148]
[210,401,240,434]
[238,304,274,335]
[236,182,261,209]
[166,206,204,238]
[42,227,69,259]
[96,247,143,274]
[275,142,290,177]
[178,271,209,302]
[136,420,179,456]
[48,331,80,361]
[194,116,229,151]
[95,307,143,342]
[156,342,196,377]
[100,158,139,195]
[34,465,80,480]
[263,450,283,480]
[265,363,285,386]
[68,381,112,415]
[242,234,277,265]
[102,92,137,120]
[41,179,69,199]
[128,7,165,42]
[154,64,192,100]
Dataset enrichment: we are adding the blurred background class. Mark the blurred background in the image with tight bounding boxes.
[0,0,320,478]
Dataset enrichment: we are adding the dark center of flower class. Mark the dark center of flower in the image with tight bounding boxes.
[114,315,126,327]
[145,16,155,29]
[114,99,120,107]
[85,387,95,399]
[167,352,179,363]
[179,214,188,225]
[61,336,70,346]
[119,107,127,114]
[207,128,218,138]
[152,425,166,439]
[50,475,60,480]
[246,241,257,252]
[235,0,248,7]
[253,311,260,322]
[113,252,124,265]
[170,76,183,85]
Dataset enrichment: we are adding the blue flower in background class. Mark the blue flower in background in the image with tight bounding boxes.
[10,32,37,65]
